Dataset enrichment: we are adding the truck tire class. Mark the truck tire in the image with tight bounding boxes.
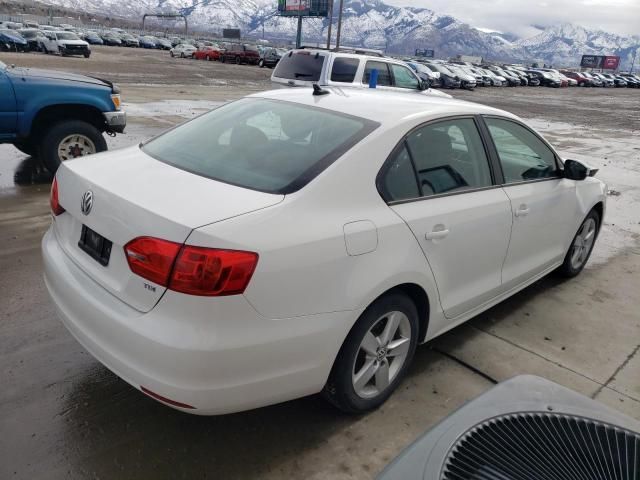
[39,120,107,173]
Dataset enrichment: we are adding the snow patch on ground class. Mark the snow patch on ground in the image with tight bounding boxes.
[123,100,224,118]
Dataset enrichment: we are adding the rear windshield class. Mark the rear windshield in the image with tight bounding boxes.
[142,99,378,194]
[273,51,325,81]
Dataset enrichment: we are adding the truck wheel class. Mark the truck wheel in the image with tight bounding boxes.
[235,56,241,65]
[84,53,90,58]
[258,59,265,68]
[39,121,107,173]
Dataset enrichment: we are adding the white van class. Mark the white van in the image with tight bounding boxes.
[271,48,452,98]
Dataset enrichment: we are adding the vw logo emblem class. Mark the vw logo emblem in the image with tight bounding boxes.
[80,190,94,216]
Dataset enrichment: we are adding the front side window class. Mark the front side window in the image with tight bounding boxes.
[142,99,377,194]
[405,118,493,197]
[330,57,359,83]
[485,117,558,183]
[363,61,392,86]
[390,64,420,89]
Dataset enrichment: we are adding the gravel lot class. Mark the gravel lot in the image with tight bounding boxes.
[0,46,639,480]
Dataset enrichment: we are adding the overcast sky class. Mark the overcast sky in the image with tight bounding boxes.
[383,0,639,38]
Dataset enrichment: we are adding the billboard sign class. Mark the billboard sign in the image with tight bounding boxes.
[277,0,329,17]
[580,54,620,70]
[222,28,241,39]
[415,49,435,58]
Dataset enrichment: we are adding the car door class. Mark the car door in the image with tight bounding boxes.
[381,117,513,319]
[482,116,580,290]
[0,70,17,138]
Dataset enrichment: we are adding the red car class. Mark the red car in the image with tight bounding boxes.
[193,46,221,61]
[221,43,260,65]
[560,70,593,87]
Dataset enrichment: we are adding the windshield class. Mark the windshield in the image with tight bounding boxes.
[57,32,79,40]
[273,51,326,81]
[19,30,39,38]
[142,98,377,194]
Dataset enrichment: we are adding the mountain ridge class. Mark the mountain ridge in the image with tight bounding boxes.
[43,0,639,69]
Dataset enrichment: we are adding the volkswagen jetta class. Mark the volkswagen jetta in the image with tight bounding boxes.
[43,88,606,415]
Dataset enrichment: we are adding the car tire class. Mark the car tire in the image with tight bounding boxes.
[180,52,185,58]
[84,53,90,58]
[170,51,174,57]
[323,291,420,414]
[235,56,241,65]
[557,209,601,278]
[39,120,107,173]
[221,55,226,63]
[258,59,264,68]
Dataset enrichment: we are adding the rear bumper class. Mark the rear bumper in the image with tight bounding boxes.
[42,227,356,415]
[103,111,126,133]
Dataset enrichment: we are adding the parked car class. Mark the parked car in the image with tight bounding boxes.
[619,73,640,88]
[406,62,442,88]
[18,28,46,51]
[43,87,606,415]
[536,68,569,87]
[560,70,593,87]
[526,70,561,88]
[601,73,628,88]
[120,34,139,48]
[40,31,91,57]
[139,36,157,49]
[273,49,451,98]
[258,47,283,68]
[101,32,122,46]
[422,63,462,89]
[591,72,615,87]
[193,45,221,61]
[156,38,172,50]
[581,72,604,87]
[221,43,260,65]
[0,29,28,51]
[83,31,104,45]
[488,66,520,87]
[479,68,506,87]
[170,43,197,58]
[0,60,125,171]
[445,64,477,90]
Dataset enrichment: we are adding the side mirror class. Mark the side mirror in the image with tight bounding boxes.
[563,159,590,181]
[419,79,430,90]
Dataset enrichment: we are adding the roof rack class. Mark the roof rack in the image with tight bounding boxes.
[298,45,385,57]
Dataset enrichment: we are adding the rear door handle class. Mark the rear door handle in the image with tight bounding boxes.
[425,225,450,240]
[515,204,530,217]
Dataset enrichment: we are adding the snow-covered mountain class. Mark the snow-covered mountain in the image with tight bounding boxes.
[43,0,639,68]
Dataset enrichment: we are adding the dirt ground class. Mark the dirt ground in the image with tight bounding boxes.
[0,47,639,479]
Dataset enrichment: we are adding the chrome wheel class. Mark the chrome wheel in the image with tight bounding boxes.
[570,218,597,270]
[57,134,97,161]
[352,311,411,399]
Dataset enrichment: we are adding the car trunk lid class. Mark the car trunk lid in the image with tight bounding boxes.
[53,145,283,312]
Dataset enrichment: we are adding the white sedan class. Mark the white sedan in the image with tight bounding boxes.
[43,88,606,415]
[170,43,196,58]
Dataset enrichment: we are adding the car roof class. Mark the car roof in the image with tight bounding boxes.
[249,88,513,125]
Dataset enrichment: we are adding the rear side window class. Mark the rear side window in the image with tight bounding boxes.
[330,57,359,83]
[390,64,420,89]
[273,51,325,81]
[363,61,392,86]
[142,99,377,194]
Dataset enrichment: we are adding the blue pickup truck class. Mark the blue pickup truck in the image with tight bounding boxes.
[0,60,126,172]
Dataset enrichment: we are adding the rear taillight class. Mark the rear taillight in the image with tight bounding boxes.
[124,237,182,287]
[124,237,258,296]
[169,246,258,296]
[50,177,65,216]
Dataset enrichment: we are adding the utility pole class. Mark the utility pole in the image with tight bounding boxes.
[335,0,344,49]
[631,47,638,74]
[326,0,334,49]
[295,14,302,48]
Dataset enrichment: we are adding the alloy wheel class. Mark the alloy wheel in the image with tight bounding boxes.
[570,217,597,270]
[352,311,411,399]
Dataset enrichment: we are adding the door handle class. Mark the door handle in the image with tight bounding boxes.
[515,204,530,217]
[425,225,450,240]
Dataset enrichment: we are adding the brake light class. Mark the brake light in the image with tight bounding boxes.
[124,237,258,296]
[169,246,258,296]
[124,237,181,286]
[50,177,65,216]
